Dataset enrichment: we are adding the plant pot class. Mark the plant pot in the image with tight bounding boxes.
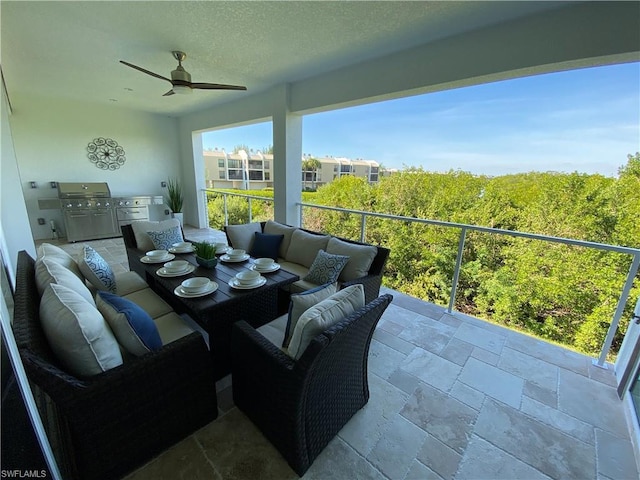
[172,212,183,226]
[196,256,217,269]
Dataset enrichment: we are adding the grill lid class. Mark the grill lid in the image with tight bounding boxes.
[57,182,111,199]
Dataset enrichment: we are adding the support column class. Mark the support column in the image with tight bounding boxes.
[272,85,302,226]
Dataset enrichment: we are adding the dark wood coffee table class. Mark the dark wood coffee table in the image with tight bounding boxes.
[133,252,298,380]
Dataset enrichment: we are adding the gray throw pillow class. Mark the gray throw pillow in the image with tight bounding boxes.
[304,249,350,285]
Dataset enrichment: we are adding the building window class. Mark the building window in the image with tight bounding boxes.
[371,166,379,174]
[249,170,263,181]
[218,159,225,167]
[334,165,338,172]
[228,159,242,169]
[264,161,270,169]
[249,160,262,169]
[340,165,351,173]
[265,172,270,180]
[228,170,243,180]
[370,174,379,182]
[218,169,226,179]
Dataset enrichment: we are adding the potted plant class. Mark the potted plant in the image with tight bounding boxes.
[193,241,218,269]
[166,178,184,225]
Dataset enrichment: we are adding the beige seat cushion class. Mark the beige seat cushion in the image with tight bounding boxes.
[36,243,84,281]
[226,222,262,251]
[35,257,95,305]
[40,283,122,376]
[115,271,149,296]
[326,237,378,281]
[257,314,288,347]
[277,260,326,294]
[287,284,365,360]
[284,283,337,348]
[263,221,296,258]
[285,229,330,268]
[123,288,173,319]
[131,219,181,252]
[153,312,196,345]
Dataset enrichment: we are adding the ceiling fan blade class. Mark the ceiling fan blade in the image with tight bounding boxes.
[162,89,175,96]
[119,60,172,83]
[191,82,247,91]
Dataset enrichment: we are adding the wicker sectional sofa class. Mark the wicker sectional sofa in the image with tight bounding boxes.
[225,220,390,305]
[12,246,217,480]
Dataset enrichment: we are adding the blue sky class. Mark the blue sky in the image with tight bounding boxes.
[202,62,640,177]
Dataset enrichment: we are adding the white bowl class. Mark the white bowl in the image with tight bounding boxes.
[146,249,168,259]
[181,277,210,293]
[228,248,246,258]
[215,242,229,252]
[236,270,261,285]
[164,260,189,273]
[172,241,192,251]
[254,258,275,268]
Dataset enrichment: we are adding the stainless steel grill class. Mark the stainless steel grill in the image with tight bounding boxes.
[57,182,118,242]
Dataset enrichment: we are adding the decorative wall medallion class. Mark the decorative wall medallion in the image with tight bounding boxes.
[87,137,126,170]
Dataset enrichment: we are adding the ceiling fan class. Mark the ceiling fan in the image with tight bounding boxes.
[119,51,247,96]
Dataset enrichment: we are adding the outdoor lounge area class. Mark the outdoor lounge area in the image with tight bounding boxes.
[21,228,637,480]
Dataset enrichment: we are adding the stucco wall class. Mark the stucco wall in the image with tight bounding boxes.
[9,94,180,240]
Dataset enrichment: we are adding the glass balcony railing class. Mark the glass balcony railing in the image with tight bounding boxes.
[203,189,640,364]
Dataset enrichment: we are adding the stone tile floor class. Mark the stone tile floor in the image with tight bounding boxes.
[37,227,639,480]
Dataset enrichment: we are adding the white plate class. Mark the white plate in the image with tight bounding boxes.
[216,246,231,254]
[250,263,281,273]
[220,254,250,263]
[169,246,195,254]
[156,264,196,277]
[228,276,267,289]
[173,280,218,298]
[141,254,175,264]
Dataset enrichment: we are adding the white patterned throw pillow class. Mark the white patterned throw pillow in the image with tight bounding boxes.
[147,225,184,250]
[79,245,117,293]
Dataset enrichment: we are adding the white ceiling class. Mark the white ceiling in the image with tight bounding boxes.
[1,1,570,117]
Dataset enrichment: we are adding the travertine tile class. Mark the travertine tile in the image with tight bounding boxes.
[368,413,427,479]
[388,368,421,395]
[475,398,595,479]
[417,434,462,480]
[401,347,462,393]
[596,429,638,480]
[456,435,550,480]
[369,339,409,380]
[404,459,443,480]
[449,381,485,411]
[523,380,557,408]
[373,327,415,354]
[498,346,558,392]
[558,369,628,437]
[439,337,474,366]
[338,373,408,457]
[458,357,523,408]
[521,396,595,445]
[454,323,505,355]
[303,437,385,480]
[401,383,477,454]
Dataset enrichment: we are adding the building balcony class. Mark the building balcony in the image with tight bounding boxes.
[34,227,639,479]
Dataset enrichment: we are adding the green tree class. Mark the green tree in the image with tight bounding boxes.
[302,157,322,191]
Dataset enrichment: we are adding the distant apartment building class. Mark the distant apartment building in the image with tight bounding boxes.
[203,149,382,189]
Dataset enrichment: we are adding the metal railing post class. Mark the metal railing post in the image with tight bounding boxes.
[448,227,467,313]
[595,253,640,368]
[248,197,253,223]
[299,205,304,228]
[223,194,228,226]
[360,214,367,242]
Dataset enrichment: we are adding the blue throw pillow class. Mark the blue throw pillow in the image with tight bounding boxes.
[147,225,184,250]
[79,245,117,293]
[96,292,163,356]
[249,232,284,260]
[303,249,350,285]
[283,283,337,348]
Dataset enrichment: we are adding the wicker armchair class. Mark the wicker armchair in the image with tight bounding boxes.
[12,251,218,480]
[231,294,393,476]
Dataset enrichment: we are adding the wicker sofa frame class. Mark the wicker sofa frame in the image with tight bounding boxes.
[12,250,218,480]
[224,221,390,305]
[231,293,393,476]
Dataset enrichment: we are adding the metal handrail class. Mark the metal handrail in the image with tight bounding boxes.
[203,189,640,365]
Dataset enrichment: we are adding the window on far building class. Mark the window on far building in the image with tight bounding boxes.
[264,161,270,169]
[218,169,226,179]
[265,172,270,180]
[249,170,263,180]
[228,170,243,180]
[218,159,225,167]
